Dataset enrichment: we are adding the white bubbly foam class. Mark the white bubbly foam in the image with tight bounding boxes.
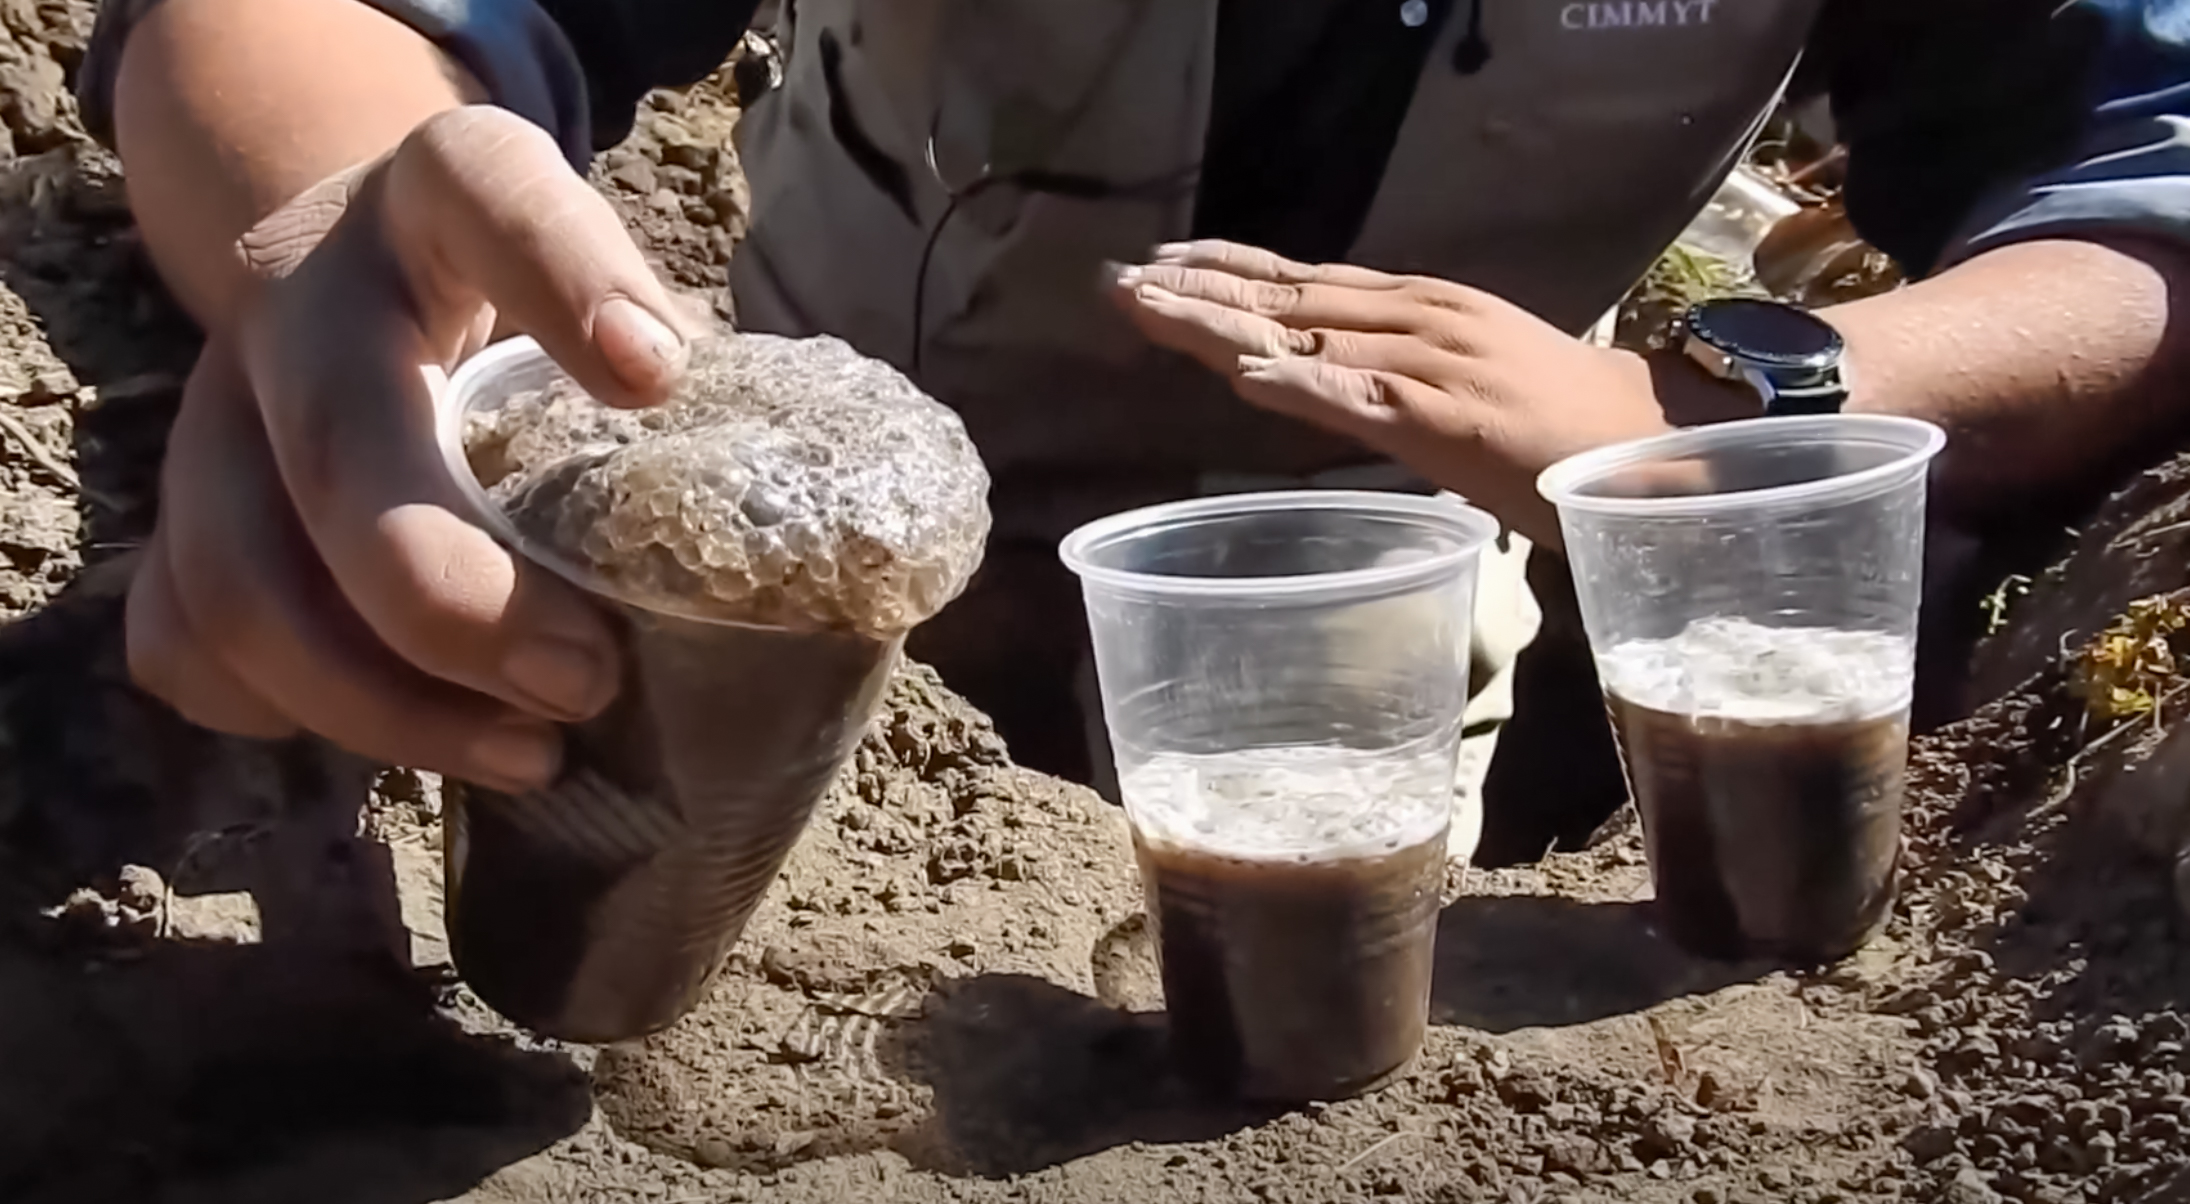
[466,332,990,636]
[1596,616,1913,724]
[1119,744,1453,862]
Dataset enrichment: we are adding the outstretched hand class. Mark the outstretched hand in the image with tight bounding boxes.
[1107,239,1680,543]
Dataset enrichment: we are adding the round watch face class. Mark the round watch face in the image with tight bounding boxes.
[1686,298,1843,370]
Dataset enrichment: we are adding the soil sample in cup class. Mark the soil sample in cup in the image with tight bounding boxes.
[447,332,989,1043]
[1596,616,1912,965]
[1120,746,1451,1102]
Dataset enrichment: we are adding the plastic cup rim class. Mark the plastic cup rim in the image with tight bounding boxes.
[1058,489,1501,602]
[434,335,807,632]
[1534,413,1947,520]
[436,334,549,555]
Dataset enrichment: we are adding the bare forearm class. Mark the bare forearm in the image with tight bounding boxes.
[1645,237,2190,517]
[1831,237,2190,516]
[112,0,479,329]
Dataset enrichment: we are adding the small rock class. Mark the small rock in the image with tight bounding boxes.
[1695,1071,1748,1111]
[2085,1018,2142,1067]
[1903,1125,1959,1163]
[1903,1070,1939,1100]
[115,864,164,914]
[1541,1134,1605,1176]
[1640,1110,1697,1157]
[1880,987,1940,1016]
[661,139,713,172]
[2067,1100,2100,1132]
[1948,1032,2002,1071]
[165,892,261,943]
[606,155,657,194]
[1942,1167,2002,1204]
[1496,1069,1556,1112]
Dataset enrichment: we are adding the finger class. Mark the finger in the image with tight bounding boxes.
[1231,352,1452,449]
[126,525,299,740]
[1284,327,1483,384]
[382,105,706,408]
[162,344,565,791]
[1119,262,1443,338]
[1112,282,1317,374]
[243,212,625,726]
[1145,239,1402,290]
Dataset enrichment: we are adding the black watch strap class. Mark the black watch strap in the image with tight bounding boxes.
[1758,372,1849,417]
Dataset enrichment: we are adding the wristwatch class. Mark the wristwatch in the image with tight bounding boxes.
[1679,298,1850,417]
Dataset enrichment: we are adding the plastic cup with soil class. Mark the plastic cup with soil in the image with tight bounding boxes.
[1537,414,1946,965]
[436,331,990,1043]
[1061,491,1499,1102]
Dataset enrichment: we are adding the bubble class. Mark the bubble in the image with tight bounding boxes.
[466,332,991,635]
[1596,617,1913,724]
[1119,744,1455,863]
[741,487,788,527]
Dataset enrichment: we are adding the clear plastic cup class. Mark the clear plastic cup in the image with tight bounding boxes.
[434,338,901,1043]
[1536,414,1947,965]
[1060,490,1499,1102]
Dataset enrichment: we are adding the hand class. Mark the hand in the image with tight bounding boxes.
[1108,240,1689,544]
[125,106,708,791]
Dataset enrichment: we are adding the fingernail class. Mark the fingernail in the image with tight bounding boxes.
[504,637,609,719]
[595,297,687,391]
[1136,283,1180,305]
[1153,242,1194,262]
[469,721,562,790]
[1106,261,1142,288]
[1238,354,1280,376]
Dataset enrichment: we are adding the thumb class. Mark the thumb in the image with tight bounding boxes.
[380,105,709,408]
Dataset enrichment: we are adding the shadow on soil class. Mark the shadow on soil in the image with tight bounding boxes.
[886,893,1756,1178]
[0,928,591,1204]
[1432,895,1756,1033]
[0,580,591,1204]
[892,973,1277,1178]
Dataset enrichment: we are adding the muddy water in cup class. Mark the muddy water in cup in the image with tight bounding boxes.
[443,332,988,1042]
[1597,617,1912,964]
[1121,746,1449,1102]
[446,616,897,1042]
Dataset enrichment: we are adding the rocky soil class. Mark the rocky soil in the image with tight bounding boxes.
[5,9,2190,1204]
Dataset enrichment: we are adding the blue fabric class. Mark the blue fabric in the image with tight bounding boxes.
[2087,0,2190,122]
[359,0,594,166]
[1941,0,2190,266]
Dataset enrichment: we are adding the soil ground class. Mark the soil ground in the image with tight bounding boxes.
[7,11,2190,1204]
